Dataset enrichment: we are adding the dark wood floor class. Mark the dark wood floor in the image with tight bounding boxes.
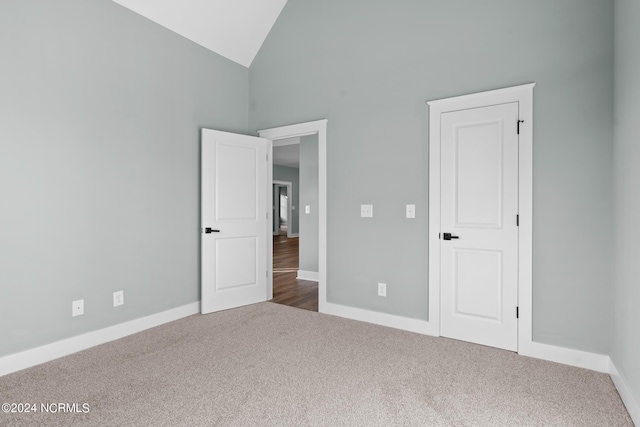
[272,231,318,312]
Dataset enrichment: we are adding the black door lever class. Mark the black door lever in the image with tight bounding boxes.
[442,233,459,240]
[204,227,220,234]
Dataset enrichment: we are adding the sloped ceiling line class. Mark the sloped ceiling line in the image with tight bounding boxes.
[111,0,288,68]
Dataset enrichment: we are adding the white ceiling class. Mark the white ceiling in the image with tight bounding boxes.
[111,0,288,67]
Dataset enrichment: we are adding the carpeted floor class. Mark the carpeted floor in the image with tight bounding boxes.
[0,302,633,426]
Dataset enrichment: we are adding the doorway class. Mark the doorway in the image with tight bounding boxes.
[273,181,293,238]
[278,186,288,234]
[269,136,318,311]
[258,120,328,313]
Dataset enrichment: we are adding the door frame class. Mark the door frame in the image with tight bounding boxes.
[273,180,294,237]
[427,83,534,354]
[258,119,327,313]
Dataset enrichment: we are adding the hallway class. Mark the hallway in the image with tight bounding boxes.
[272,233,318,312]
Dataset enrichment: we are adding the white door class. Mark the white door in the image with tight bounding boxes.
[201,129,269,314]
[440,102,519,351]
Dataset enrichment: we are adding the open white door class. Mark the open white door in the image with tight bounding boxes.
[440,102,519,351]
[201,129,269,314]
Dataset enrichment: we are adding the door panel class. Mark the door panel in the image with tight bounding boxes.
[454,248,502,320]
[201,129,268,314]
[215,143,258,221]
[215,237,257,290]
[440,102,518,351]
[455,123,502,227]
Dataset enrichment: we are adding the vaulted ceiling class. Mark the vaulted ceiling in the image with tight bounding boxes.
[111,0,288,67]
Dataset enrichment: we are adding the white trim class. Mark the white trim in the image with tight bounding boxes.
[524,341,609,373]
[273,180,294,238]
[259,119,328,312]
[0,302,199,377]
[260,122,322,140]
[324,301,610,374]
[289,233,299,238]
[324,302,439,336]
[610,359,640,425]
[267,142,273,299]
[296,270,319,282]
[427,83,535,353]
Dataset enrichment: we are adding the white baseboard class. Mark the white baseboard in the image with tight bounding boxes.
[290,233,299,238]
[610,359,640,425]
[323,303,610,374]
[296,270,319,282]
[521,341,610,373]
[323,301,439,336]
[0,302,200,377]
[320,302,639,422]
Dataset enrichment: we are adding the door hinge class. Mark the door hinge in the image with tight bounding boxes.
[517,119,524,135]
[516,214,519,226]
[516,307,519,319]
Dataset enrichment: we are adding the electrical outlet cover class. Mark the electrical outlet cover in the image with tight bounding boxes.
[113,291,124,307]
[378,282,387,297]
[72,299,84,317]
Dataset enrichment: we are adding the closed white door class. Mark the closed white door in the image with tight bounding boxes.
[201,129,268,314]
[440,102,519,351]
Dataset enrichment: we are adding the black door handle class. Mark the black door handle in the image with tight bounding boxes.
[442,232,459,240]
[204,227,220,234]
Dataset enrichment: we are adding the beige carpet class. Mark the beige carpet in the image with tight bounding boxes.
[0,302,633,426]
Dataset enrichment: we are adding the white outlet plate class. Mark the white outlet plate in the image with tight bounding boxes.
[113,290,124,307]
[72,299,84,317]
[361,204,373,218]
[406,204,416,219]
[378,282,387,297]
[305,205,310,214]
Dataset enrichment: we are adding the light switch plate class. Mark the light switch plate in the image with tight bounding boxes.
[406,204,416,219]
[361,204,373,218]
[305,205,310,214]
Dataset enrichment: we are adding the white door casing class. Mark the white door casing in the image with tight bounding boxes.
[201,129,269,314]
[428,83,534,354]
[440,103,519,351]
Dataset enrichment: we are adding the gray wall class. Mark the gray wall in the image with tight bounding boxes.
[613,0,640,407]
[299,134,319,272]
[1,0,627,378]
[249,0,614,354]
[0,0,248,357]
[273,165,300,234]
